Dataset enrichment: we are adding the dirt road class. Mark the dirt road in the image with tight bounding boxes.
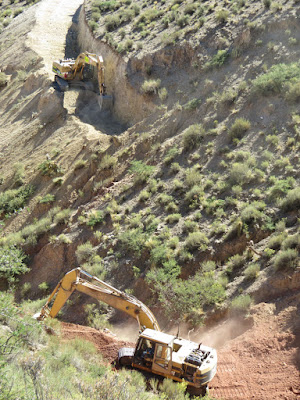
[27,0,84,75]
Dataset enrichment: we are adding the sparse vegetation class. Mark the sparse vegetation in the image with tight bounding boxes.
[141,79,161,94]
[182,124,205,150]
[229,118,251,140]
[0,0,299,395]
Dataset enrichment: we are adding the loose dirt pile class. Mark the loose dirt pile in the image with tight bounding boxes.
[61,322,134,364]
[62,300,300,400]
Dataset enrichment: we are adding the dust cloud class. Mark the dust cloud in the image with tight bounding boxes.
[112,321,140,343]
[164,318,253,350]
[111,317,253,350]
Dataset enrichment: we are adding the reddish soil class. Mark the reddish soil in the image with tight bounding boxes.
[61,322,134,363]
[61,302,300,400]
[210,303,300,400]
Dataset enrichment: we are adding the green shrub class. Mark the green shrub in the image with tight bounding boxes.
[74,159,88,170]
[182,124,205,150]
[129,160,155,184]
[52,177,64,185]
[184,231,209,252]
[39,193,55,204]
[263,0,271,7]
[267,178,294,200]
[53,208,72,225]
[119,228,146,257]
[91,11,101,21]
[170,162,180,174]
[76,242,96,263]
[184,4,196,14]
[185,185,204,207]
[138,189,150,202]
[204,50,229,69]
[38,281,49,291]
[138,8,160,23]
[280,187,300,212]
[244,263,260,280]
[94,0,119,12]
[0,246,29,283]
[267,233,286,250]
[0,185,34,215]
[183,219,198,233]
[183,98,201,110]
[231,294,252,312]
[86,210,104,227]
[141,79,161,94]
[2,8,12,17]
[0,71,8,88]
[38,160,62,176]
[164,146,180,165]
[105,14,121,31]
[285,80,300,102]
[226,254,245,276]
[12,162,25,186]
[240,201,266,225]
[99,154,117,170]
[273,248,298,270]
[216,8,229,23]
[185,169,202,187]
[252,63,300,95]
[158,87,168,101]
[220,88,238,104]
[157,193,173,206]
[176,14,189,27]
[229,118,251,139]
[55,234,72,244]
[229,163,253,185]
[165,213,181,224]
[281,234,300,250]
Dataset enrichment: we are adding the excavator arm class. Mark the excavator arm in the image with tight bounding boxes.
[36,268,160,331]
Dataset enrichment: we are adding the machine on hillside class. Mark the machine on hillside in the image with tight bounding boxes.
[52,52,108,96]
[35,268,217,396]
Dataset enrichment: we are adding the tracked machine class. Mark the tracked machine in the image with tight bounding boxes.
[35,268,217,396]
[52,52,108,97]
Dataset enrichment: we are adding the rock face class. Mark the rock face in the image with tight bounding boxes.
[37,87,66,123]
[77,7,154,126]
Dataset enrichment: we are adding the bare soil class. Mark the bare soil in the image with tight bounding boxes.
[61,301,300,400]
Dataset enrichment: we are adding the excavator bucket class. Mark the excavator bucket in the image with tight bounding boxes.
[98,94,113,111]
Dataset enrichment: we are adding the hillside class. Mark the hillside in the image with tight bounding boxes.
[0,0,299,398]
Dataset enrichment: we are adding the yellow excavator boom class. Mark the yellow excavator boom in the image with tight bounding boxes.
[37,268,160,331]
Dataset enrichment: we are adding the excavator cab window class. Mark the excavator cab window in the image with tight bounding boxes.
[135,338,155,362]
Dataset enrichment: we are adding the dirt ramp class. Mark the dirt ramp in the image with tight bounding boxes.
[27,0,84,75]
[61,322,134,363]
[210,303,300,400]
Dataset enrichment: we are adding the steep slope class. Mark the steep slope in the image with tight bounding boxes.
[0,0,299,398]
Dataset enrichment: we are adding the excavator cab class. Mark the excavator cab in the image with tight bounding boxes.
[133,329,173,375]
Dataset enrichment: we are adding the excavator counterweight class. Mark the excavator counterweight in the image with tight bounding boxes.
[36,268,217,397]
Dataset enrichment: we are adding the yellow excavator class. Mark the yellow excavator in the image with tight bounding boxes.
[35,268,217,396]
[52,52,107,96]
